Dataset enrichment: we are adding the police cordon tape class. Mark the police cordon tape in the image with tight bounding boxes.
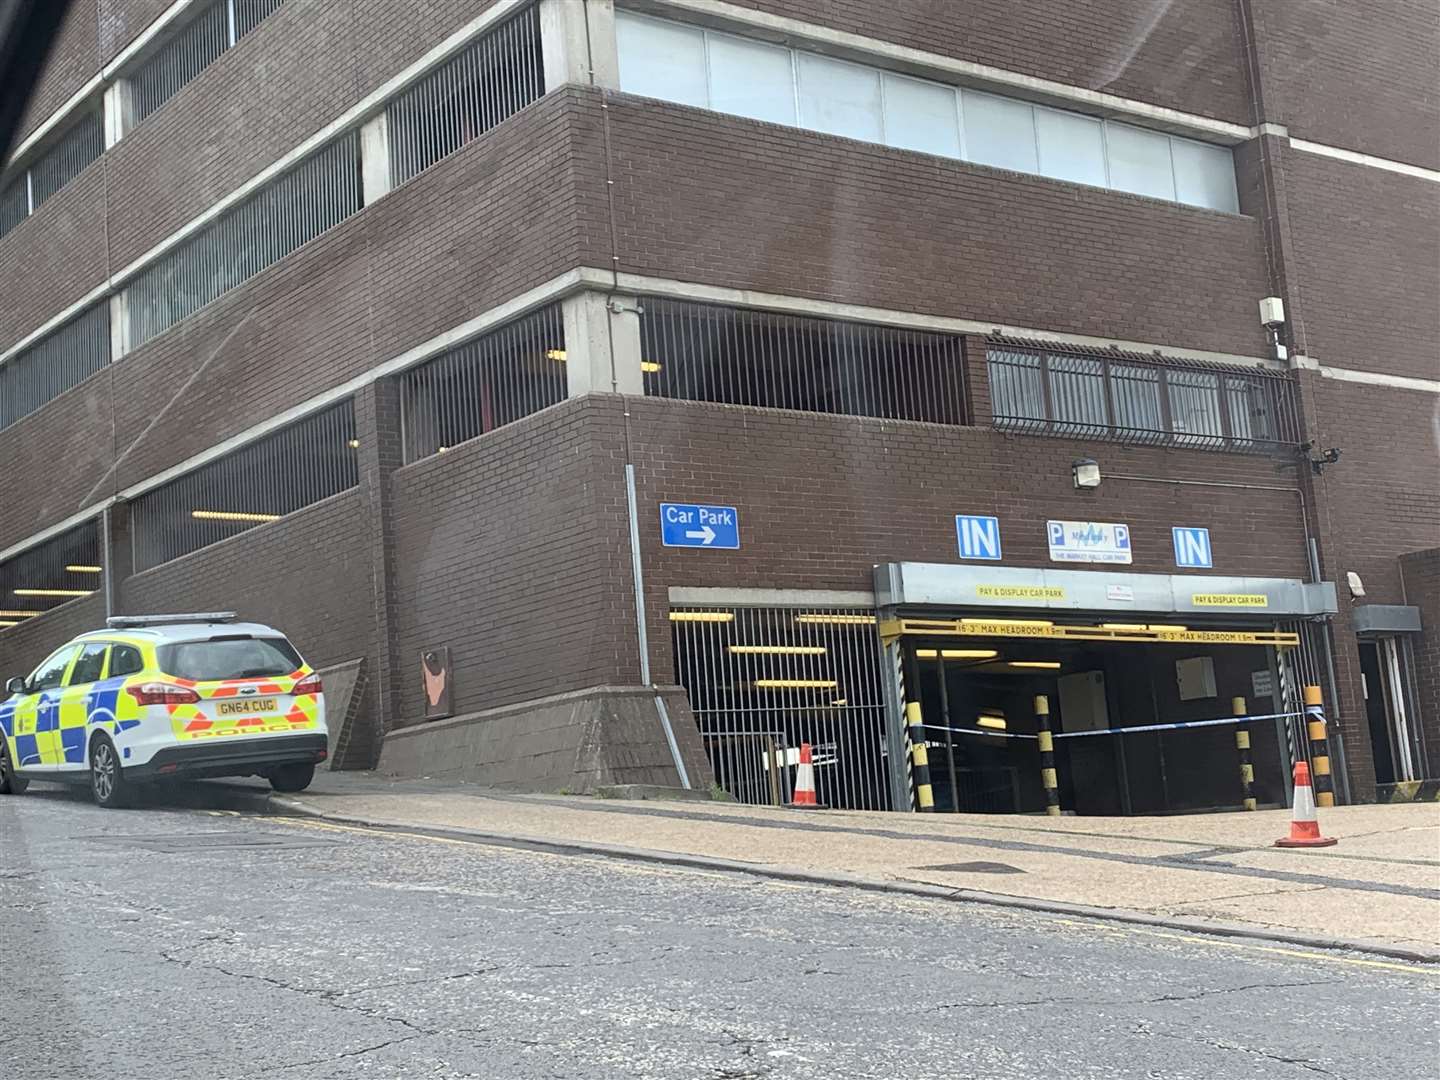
[923,710,1304,741]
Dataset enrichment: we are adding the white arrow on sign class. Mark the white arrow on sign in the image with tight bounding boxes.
[685,525,717,545]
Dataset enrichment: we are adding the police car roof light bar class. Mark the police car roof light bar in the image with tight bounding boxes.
[105,612,238,629]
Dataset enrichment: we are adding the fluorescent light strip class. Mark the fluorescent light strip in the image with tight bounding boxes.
[1010,661,1062,669]
[916,648,1000,659]
[669,611,735,623]
[0,610,41,618]
[191,510,281,523]
[794,614,876,625]
[976,716,1007,730]
[14,588,93,597]
[754,679,838,689]
[65,564,103,574]
[729,645,827,655]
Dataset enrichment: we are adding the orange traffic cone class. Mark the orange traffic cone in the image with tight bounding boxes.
[788,743,826,810]
[1275,761,1337,848]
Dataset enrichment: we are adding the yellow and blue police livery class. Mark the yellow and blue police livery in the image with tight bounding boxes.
[0,612,327,808]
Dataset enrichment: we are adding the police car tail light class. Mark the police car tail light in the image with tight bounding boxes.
[126,682,201,707]
[292,672,322,696]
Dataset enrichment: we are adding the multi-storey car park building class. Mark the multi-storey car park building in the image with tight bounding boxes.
[1,0,1437,813]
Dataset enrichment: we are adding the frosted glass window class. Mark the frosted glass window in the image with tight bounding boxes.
[1171,137,1238,212]
[797,54,882,142]
[882,73,959,158]
[963,92,1037,174]
[1106,122,1175,201]
[1047,354,1107,433]
[1110,364,1163,434]
[707,34,797,126]
[1167,370,1224,443]
[1035,108,1106,187]
[615,12,708,108]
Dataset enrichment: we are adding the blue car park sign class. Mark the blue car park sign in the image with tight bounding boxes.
[661,503,740,549]
[1173,526,1214,568]
[955,515,1002,561]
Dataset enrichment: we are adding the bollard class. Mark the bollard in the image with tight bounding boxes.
[1233,695,1256,811]
[1304,685,1336,808]
[1034,694,1061,817]
[904,701,936,812]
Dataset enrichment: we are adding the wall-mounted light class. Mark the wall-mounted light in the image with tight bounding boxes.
[1072,458,1102,489]
[977,715,1008,731]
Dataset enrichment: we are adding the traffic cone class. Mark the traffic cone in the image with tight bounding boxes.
[788,743,826,809]
[1275,761,1337,848]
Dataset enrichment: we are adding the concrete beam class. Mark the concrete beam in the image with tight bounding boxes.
[562,290,643,397]
[541,0,620,90]
[360,112,392,206]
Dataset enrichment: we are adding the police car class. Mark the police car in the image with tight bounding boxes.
[0,613,327,808]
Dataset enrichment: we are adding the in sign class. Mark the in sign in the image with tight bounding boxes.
[660,503,740,549]
[955,515,1002,561]
[1172,527,1213,569]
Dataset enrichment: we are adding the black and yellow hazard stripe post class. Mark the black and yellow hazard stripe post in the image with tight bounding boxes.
[1304,685,1336,808]
[905,700,936,813]
[1233,695,1257,811]
[1034,694,1061,817]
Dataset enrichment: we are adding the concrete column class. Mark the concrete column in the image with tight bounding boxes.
[540,0,621,91]
[103,80,133,148]
[561,290,644,397]
[108,292,131,360]
[360,112,392,206]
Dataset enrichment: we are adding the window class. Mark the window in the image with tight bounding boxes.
[613,11,1240,212]
[130,400,359,570]
[386,5,544,186]
[987,343,1299,451]
[797,54,882,142]
[399,305,566,462]
[29,646,78,692]
[0,301,111,431]
[124,131,361,347]
[69,644,109,686]
[158,637,302,680]
[0,176,27,237]
[109,645,144,678]
[707,34,796,126]
[0,111,103,240]
[0,521,102,633]
[639,298,967,425]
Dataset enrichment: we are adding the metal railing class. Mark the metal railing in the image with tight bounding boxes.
[131,0,286,127]
[671,606,891,810]
[399,304,566,462]
[387,3,544,186]
[988,342,1302,451]
[0,302,111,432]
[640,298,968,424]
[130,399,359,571]
[125,130,362,348]
[0,521,102,632]
[0,176,26,237]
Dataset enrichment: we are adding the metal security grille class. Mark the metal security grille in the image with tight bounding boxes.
[0,521,102,632]
[0,175,26,237]
[131,0,287,126]
[640,298,967,424]
[30,112,103,206]
[130,400,358,571]
[0,303,111,432]
[125,131,361,347]
[671,607,891,810]
[399,304,566,461]
[387,4,544,185]
[988,342,1302,451]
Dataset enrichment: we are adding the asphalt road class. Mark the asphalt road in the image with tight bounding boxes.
[2,783,1436,1080]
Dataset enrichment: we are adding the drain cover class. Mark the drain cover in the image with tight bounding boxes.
[913,861,1025,875]
[84,833,334,853]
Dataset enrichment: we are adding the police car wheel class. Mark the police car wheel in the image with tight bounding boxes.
[89,736,131,809]
[268,762,315,793]
[0,738,27,795]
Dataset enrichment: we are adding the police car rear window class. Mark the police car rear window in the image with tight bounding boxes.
[157,637,303,681]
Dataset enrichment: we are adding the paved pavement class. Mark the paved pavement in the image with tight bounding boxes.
[2,784,1437,1079]
[257,772,1440,959]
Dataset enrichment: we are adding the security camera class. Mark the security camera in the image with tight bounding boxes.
[1347,571,1366,599]
[1258,297,1286,329]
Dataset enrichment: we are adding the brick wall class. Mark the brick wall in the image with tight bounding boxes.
[387,397,639,724]
[1283,151,1440,382]
[117,490,373,670]
[0,162,108,350]
[98,0,175,63]
[1250,0,1440,170]
[1400,548,1440,776]
[717,0,1251,125]
[603,93,1272,358]
[0,595,106,685]
[14,1,100,145]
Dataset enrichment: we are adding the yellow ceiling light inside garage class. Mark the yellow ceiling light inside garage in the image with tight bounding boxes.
[728,645,827,655]
[14,588,93,598]
[669,611,735,623]
[191,510,281,524]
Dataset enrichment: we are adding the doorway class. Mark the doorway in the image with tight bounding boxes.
[1358,637,1420,784]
